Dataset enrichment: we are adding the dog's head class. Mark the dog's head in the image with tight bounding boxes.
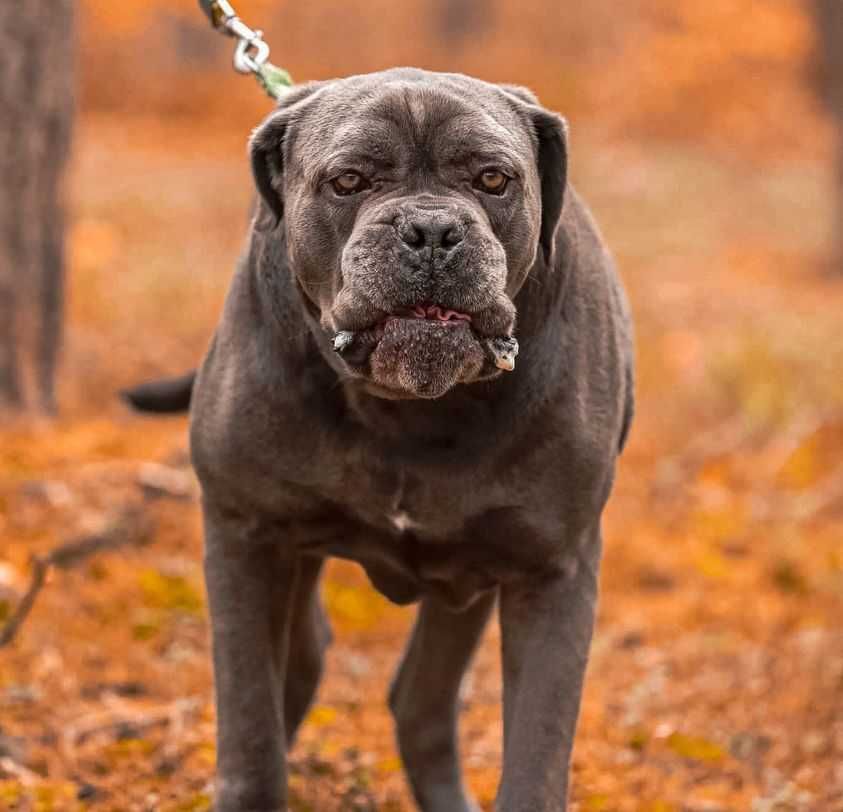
[250,68,567,399]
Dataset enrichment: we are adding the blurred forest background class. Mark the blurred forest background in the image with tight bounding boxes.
[1,1,843,810]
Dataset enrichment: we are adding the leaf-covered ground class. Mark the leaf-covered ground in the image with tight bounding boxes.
[1,112,842,811]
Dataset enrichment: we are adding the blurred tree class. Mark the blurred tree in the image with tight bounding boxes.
[0,0,74,413]
[813,0,843,271]
[435,0,491,42]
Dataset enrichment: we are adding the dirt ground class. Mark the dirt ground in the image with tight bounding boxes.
[1,106,842,811]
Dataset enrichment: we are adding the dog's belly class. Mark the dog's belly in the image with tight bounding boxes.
[302,519,499,609]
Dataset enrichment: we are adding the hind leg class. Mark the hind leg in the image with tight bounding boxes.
[388,591,496,812]
[284,555,331,746]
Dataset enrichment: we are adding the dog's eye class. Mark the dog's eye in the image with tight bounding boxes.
[475,169,509,195]
[331,172,369,196]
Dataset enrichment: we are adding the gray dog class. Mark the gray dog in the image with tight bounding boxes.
[125,68,634,812]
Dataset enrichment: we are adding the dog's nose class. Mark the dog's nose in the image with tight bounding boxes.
[398,214,464,250]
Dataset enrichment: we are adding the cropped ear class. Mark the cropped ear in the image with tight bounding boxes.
[497,83,540,106]
[248,82,325,228]
[532,109,568,264]
[499,85,568,264]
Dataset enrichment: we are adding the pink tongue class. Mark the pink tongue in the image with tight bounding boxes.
[411,304,471,322]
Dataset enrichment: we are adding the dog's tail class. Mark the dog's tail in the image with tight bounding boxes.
[121,370,195,414]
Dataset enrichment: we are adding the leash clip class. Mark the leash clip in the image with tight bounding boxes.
[232,25,270,75]
[199,0,271,75]
[198,0,293,98]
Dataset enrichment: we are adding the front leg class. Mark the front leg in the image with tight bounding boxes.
[203,505,299,812]
[496,528,601,812]
[389,591,496,812]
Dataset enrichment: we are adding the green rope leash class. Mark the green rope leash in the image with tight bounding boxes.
[197,0,294,101]
[254,62,294,100]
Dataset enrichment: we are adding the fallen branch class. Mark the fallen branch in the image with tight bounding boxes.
[796,464,843,518]
[0,755,40,784]
[765,409,843,477]
[61,696,202,762]
[651,413,757,500]
[652,409,843,503]
[752,463,843,523]
[0,506,154,648]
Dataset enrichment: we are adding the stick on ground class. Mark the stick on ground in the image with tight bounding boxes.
[0,506,153,648]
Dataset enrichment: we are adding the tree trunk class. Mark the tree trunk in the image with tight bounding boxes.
[435,0,491,43]
[0,1,74,413]
[813,0,843,273]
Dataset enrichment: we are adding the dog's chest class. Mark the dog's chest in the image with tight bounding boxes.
[289,440,568,608]
[342,464,463,539]
[387,509,422,533]
[304,462,558,609]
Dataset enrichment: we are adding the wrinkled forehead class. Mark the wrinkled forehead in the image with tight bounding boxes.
[294,78,534,175]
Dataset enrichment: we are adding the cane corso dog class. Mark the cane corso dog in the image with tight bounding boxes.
[125,68,634,811]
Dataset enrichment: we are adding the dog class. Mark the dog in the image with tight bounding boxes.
[124,68,634,812]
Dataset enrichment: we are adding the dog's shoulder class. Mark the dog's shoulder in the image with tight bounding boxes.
[552,186,636,457]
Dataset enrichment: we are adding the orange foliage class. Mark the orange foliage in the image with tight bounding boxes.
[599,0,826,157]
[78,0,831,160]
[1,2,842,810]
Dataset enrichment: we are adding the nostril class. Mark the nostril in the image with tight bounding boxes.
[441,225,463,249]
[399,222,425,248]
[398,213,465,250]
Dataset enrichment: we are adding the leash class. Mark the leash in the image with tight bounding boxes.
[197,0,293,100]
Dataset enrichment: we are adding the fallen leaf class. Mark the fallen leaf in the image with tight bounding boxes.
[666,731,727,763]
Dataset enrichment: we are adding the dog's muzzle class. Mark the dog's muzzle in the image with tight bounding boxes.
[327,197,517,398]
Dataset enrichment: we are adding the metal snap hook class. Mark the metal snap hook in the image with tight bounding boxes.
[233,29,270,75]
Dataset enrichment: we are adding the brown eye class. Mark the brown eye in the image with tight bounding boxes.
[331,171,368,196]
[475,169,509,195]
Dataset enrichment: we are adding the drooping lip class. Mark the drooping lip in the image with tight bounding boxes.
[405,303,472,323]
[385,302,472,328]
[330,283,515,340]
[330,299,518,376]
[330,303,475,368]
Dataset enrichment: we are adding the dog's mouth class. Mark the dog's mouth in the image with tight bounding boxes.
[331,301,518,398]
[377,303,473,336]
[402,303,473,324]
[332,302,473,365]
